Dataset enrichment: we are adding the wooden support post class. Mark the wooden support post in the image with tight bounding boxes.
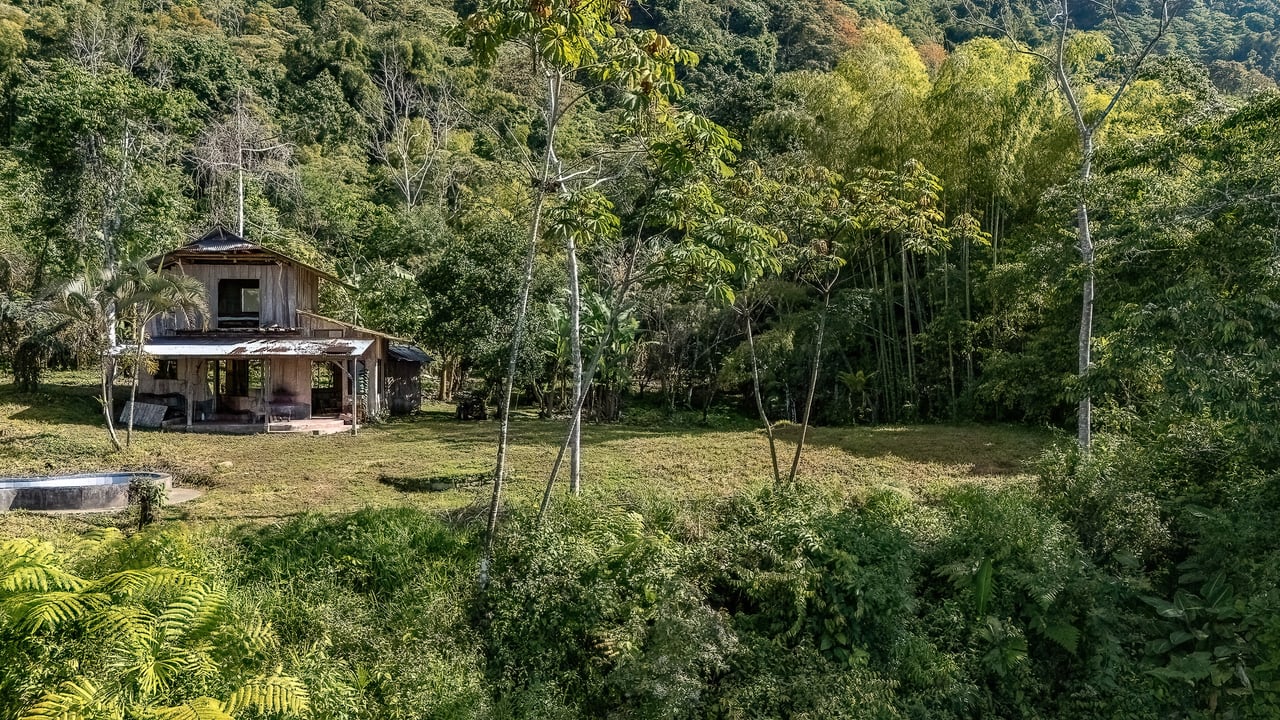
[370,355,379,418]
[339,360,349,416]
[189,359,202,428]
[263,359,271,432]
[350,357,358,436]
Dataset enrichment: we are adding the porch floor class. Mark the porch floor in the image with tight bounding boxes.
[178,417,352,436]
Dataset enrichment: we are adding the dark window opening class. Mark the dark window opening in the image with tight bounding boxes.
[224,359,250,397]
[311,361,342,415]
[217,279,261,328]
[155,359,178,380]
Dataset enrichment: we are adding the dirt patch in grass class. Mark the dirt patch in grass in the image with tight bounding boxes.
[378,473,490,493]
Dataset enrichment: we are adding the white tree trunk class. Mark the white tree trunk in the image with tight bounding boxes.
[745,312,781,485]
[1076,137,1095,449]
[788,290,830,484]
[566,234,583,494]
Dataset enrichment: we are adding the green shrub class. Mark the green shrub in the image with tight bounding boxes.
[233,508,490,720]
[710,638,902,720]
[481,500,736,719]
[1036,434,1171,568]
[923,485,1144,717]
[703,486,919,665]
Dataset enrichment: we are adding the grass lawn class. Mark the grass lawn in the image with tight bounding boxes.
[0,371,1052,539]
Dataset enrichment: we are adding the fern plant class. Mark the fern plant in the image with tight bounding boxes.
[0,535,309,720]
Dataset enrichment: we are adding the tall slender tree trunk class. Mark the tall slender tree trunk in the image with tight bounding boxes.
[1039,0,1175,449]
[540,325,608,518]
[1076,136,1095,449]
[237,163,245,238]
[485,189,547,576]
[745,312,781,485]
[127,324,145,448]
[539,218,646,520]
[485,67,563,579]
[566,232,583,494]
[901,247,915,405]
[788,289,830,484]
[101,355,122,451]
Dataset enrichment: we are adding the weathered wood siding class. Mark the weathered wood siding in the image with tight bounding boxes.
[267,358,312,407]
[148,260,321,335]
[386,360,423,415]
[139,358,212,401]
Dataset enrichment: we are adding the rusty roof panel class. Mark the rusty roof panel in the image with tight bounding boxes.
[115,336,375,358]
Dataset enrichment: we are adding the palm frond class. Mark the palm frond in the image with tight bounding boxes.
[119,647,189,697]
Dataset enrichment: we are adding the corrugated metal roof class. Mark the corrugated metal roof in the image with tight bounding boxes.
[389,343,431,364]
[187,227,257,253]
[150,228,352,288]
[116,336,374,358]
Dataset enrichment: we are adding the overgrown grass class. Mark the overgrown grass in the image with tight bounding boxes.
[0,372,1048,538]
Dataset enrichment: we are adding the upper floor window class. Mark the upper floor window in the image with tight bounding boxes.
[218,279,261,328]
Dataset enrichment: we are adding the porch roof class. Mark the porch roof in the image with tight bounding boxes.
[118,336,374,358]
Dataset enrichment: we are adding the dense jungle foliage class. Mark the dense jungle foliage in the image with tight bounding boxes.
[3,473,1278,719]
[1,0,1279,716]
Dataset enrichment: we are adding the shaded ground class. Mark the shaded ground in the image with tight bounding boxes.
[0,372,1051,538]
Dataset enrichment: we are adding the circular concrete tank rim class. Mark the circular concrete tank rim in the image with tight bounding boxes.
[0,471,174,513]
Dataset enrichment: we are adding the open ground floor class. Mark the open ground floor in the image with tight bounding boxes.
[124,336,427,434]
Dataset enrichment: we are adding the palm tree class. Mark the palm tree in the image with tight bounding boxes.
[56,268,134,451]
[118,261,207,447]
[54,260,207,451]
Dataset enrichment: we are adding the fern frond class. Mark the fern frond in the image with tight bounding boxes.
[151,697,234,720]
[223,675,310,716]
[179,645,222,683]
[19,679,112,720]
[83,605,154,648]
[1040,620,1081,654]
[159,586,228,642]
[588,510,647,546]
[71,528,124,557]
[0,540,87,594]
[187,589,230,639]
[0,565,88,594]
[5,591,108,633]
[212,616,279,665]
[0,539,56,565]
[90,568,198,598]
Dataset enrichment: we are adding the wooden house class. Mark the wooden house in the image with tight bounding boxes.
[127,228,428,433]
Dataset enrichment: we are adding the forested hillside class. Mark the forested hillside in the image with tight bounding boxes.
[1,0,1280,717]
[0,0,1275,428]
